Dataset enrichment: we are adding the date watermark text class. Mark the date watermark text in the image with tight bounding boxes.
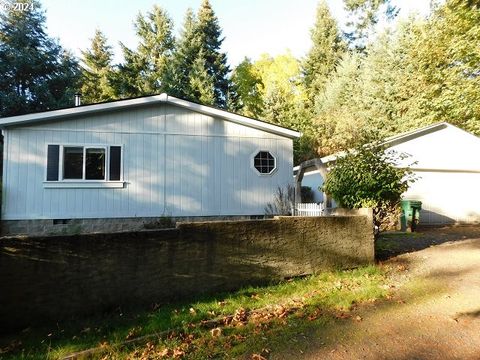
[0,1,34,12]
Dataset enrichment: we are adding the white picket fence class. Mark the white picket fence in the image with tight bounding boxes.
[294,202,325,217]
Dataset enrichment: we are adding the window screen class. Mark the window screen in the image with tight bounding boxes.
[254,151,275,174]
[48,145,121,182]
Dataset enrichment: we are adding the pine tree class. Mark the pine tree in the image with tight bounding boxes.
[343,0,398,51]
[303,1,346,107]
[189,50,215,105]
[314,53,365,155]
[0,0,80,116]
[116,5,174,97]
[164,8,200,100]
[195,0,231,108]
[80,29,115,104]
[392,0,480,135]
[166,1,234,109]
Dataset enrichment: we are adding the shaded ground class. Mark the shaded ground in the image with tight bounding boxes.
[275,225,480,360]
[375,225,480,260]
[2,226,480,359]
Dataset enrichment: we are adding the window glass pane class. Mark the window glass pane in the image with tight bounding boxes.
[254,151,275,174]
[85,148,106,180]
[63,147,83,179]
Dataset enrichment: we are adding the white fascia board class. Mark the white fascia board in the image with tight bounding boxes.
[165,95,301,139]
[0,94,168,127]
[0,93,301,139]
[382,122,449,146]
[315,123,453,164]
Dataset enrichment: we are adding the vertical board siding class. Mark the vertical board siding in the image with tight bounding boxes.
[3,104,294,220]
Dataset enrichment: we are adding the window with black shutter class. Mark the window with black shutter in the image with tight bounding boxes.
[45,144,122,182]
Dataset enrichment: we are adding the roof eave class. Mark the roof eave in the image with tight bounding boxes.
[0,94,168,128]
[0,93,301,139]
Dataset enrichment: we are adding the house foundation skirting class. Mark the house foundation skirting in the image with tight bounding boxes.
[0,215,258,236]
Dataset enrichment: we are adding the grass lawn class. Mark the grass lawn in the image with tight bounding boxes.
[0,265,393,360]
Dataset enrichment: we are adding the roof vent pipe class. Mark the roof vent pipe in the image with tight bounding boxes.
[74,93,81,107]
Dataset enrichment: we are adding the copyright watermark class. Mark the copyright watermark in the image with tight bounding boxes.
[0,1,34,12]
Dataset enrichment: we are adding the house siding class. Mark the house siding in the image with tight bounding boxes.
[2,104,293,220]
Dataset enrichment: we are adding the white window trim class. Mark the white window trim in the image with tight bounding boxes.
[44,143,124,187]
[43,181,124,189]
[61,145,108,181]
[250,149,277,176]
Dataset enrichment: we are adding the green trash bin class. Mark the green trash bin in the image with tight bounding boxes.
[400,200,422,232]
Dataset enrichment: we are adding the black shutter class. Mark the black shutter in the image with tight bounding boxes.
[46,145,60,181]
[109,146,121,181]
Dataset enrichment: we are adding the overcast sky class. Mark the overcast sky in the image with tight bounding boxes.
[41,0,433,66]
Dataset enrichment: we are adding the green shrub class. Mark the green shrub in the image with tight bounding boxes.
[323,142,415,232]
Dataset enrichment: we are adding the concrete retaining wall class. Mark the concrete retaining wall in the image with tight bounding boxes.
[0,213,374,332]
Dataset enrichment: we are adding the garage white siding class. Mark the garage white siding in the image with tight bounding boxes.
[389,125,480,225]
[294,123,480,225]
[2,103,294,220]
[402,171,480,224]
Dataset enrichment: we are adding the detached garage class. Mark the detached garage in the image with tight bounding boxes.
[294,122,480,225]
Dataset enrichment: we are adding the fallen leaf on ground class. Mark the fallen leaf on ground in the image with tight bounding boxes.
[158,348,170,357]
[307,308,322,321]
[173,347,185,358]
[251,354,267,360]
[211,327,222,337]
[232,307,248,324]
[335,312,351,319]
[232,334,246,342]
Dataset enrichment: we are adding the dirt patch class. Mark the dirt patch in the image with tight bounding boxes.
[275,225,480,360]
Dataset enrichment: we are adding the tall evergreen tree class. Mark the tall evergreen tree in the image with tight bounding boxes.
[314,52,365,155]
[303,1,346,107]
[116,5,174,97]
[189,49,215,105]
[195,0,231,108]
[313,0,480,156]
[80,29,115,104]
[0,0,80,116]
[392,0,480,135]
[166,1,234,109]
[343,0,398,51]
[164,8,201,100]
